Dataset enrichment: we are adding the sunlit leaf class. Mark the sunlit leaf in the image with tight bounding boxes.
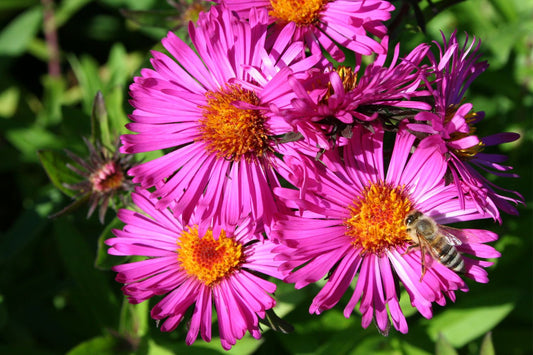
[0,87,20,118]
[435,333,458,355]
[425,290,516,347]
[66,335,133,355]
[479,332,495,355]
[0,6,42,56]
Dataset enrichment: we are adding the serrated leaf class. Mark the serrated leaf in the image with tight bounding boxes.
[435,333,458,355]
[38,149,82,198]
[94,216,125,270]
[479,332,495,355]
[0,6,42,56]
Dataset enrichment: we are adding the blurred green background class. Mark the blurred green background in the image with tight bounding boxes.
[0,0,531,354]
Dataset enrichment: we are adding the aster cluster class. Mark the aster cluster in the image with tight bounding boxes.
[106,0,522,350]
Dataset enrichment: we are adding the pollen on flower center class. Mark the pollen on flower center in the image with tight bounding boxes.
[269,0,328,25]
[344,182,412,254]
[90,161,124,193]
[446,106,485,160]
[177,226,243,286]
[322,66,358,102]
[199,84,270,161]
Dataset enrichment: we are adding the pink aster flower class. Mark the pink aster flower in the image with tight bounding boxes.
[106,188,287,350]
[211,0,394,61]
[272,122,500,335]
[278,37,432,150]
[409,31,523,220]
[121,6,319,226]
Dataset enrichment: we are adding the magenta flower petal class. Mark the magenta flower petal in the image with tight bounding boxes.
[214,0,393,60]
[410,31,523,219]
[122,6,318,227]
[107,188,287,349]
[273,122,500,334]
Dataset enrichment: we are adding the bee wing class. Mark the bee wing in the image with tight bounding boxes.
[437,225,462,246]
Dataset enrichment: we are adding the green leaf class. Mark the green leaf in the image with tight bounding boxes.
[479,332,495,355]
[94,217,125,270]
[0,6,43,56]
[144,339,177,355]
[0,207,48,265]
[38,149,81,198]
[425,289,516,347]
[40,75,66,126]
[66,335,133,355]
[347,335,395,355]
[118,298,149,339]
[104,86,130,137]
[53,219,119,329]
[435,333,458,355]
[0,86,20,118]
[54,0,93,28]
[7,126,63,161]
[90,91,112,148]
[0,0,38,10]
[68,54,104,115]
[106,43,130,88]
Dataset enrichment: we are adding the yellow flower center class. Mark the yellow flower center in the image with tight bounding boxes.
[446,106,485,160]
[269,0,329,25]
[199,84,270,161]
[177,226,243,286]
[344,182,412,254]
[322,66,358,102]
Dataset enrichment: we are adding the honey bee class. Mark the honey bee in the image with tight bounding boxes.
[404,210,465,281]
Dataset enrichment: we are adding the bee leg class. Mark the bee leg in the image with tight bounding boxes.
[419,246,427,282]
[402,243,418,255]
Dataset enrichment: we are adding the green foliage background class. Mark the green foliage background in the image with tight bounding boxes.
[0,0,531,354]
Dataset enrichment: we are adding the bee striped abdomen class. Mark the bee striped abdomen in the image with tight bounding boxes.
[404,210,466,280]
[432,239,465,273]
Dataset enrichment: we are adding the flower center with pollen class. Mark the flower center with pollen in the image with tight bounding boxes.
[321,66,358,103]
[177,226,243,286]
[445,106,485,161]
[269,0,328,25]
[90,161,124,193]
[344,182,412,254]
[199,84,270,161]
